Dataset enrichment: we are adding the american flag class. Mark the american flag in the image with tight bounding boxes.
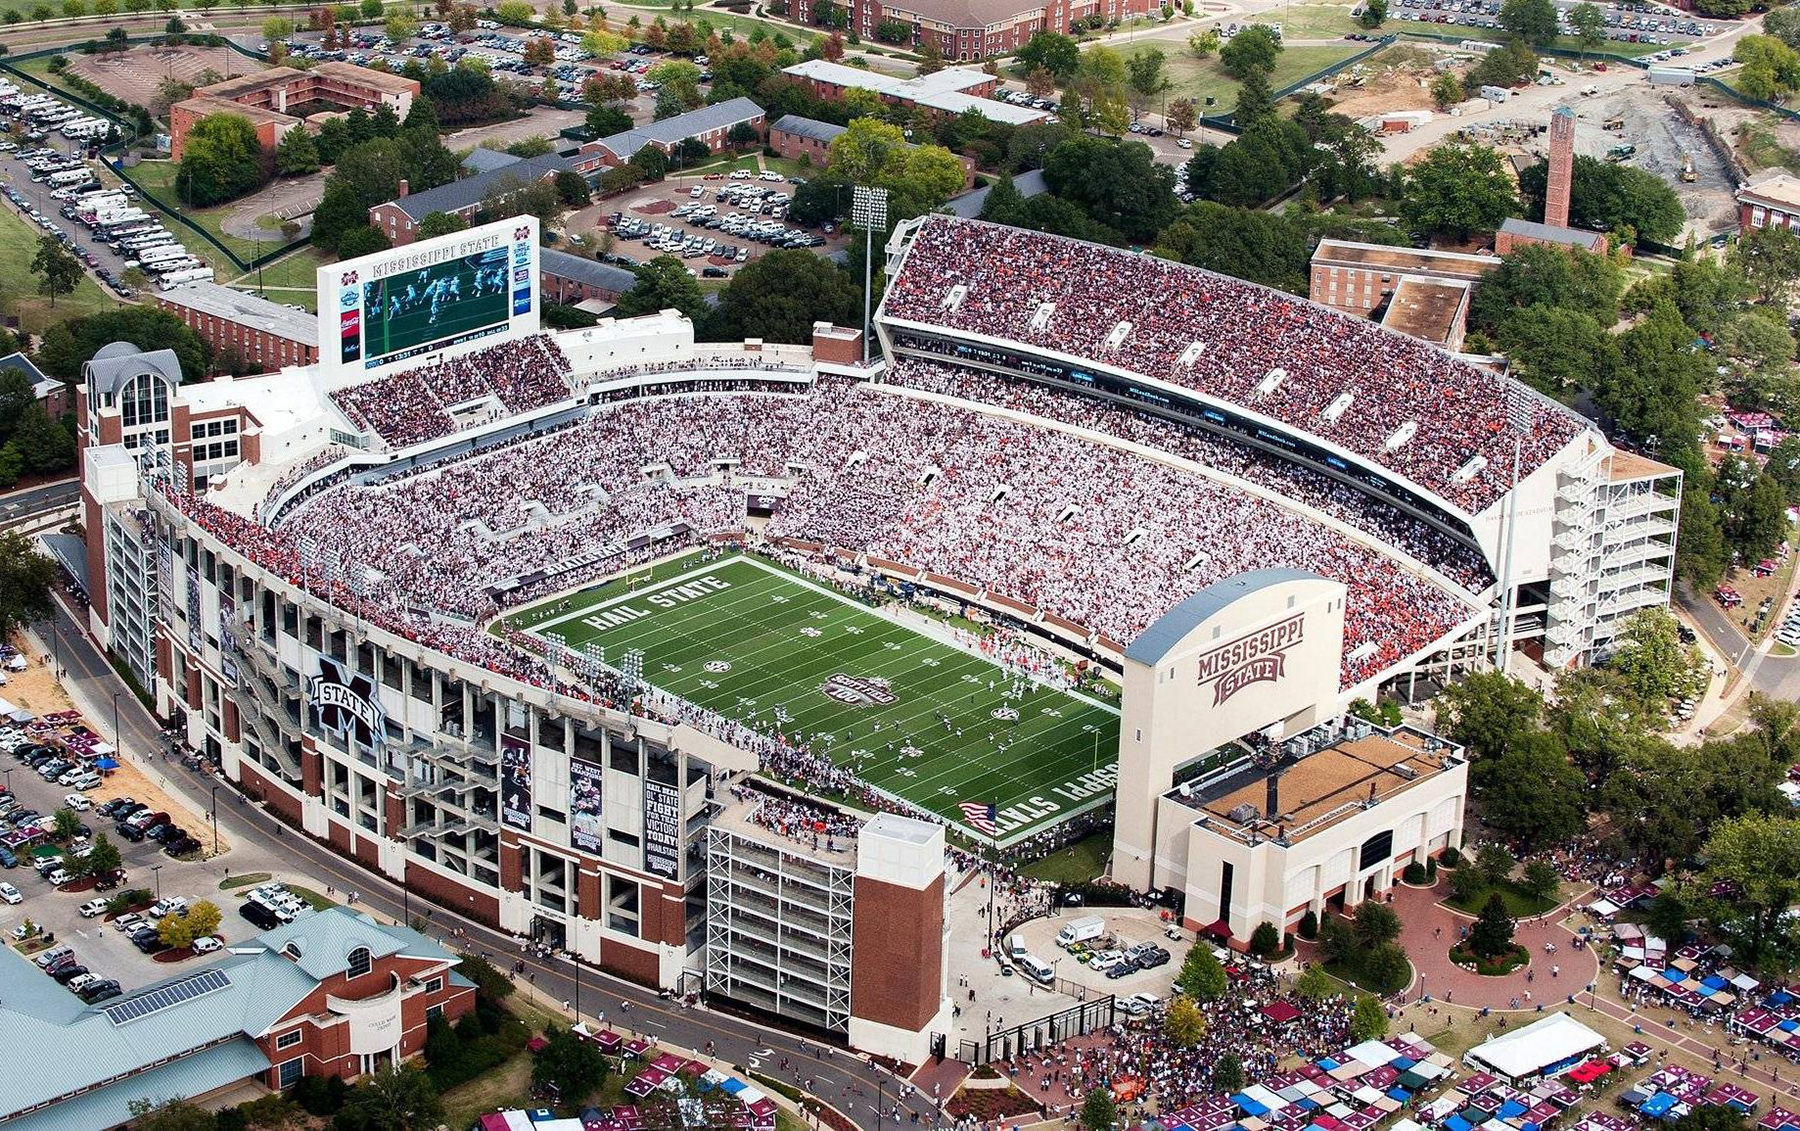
[959,801,998,837]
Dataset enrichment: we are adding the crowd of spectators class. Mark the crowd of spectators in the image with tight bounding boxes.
[329,336,575,447]
[281,378,1476,687]
[884,359,1492,594]
[881,217,1582,515]
[728,781,863,844]
[1007,965,1357,1114]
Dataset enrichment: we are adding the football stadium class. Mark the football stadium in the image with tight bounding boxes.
[76,214,1681,1057]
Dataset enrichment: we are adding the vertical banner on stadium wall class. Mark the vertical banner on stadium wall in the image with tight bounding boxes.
[570,756,603,854]
[643,779,681,880]
[501,736,532,832]
[185,563,202,653]
[155,528,175,628]
[317,215,541,379]
[218,594,238,686]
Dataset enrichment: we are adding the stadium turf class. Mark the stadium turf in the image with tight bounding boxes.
[508,553,1120,845]
[361,251,510,365]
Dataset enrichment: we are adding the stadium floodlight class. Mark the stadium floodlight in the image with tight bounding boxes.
[851,186,889,366]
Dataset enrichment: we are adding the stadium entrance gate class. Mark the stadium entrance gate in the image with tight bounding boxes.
[958,995,1115,1065]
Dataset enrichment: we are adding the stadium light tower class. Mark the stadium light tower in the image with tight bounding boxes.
[851,186,889,366]
[1494,390,1536,671]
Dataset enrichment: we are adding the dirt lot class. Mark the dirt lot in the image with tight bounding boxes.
[1576,88,1738,236]
[1321,45,1444,119]
[67,45,264,109]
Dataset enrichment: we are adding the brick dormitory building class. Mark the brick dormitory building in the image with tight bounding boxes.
[157,281,320,371]
[0,908,475,1131]
[170,63,419,161]
[787,0,1151,59]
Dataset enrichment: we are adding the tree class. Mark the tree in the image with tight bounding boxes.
[1081,1088,1118,1131]
[1469,893,1517,960]
[532,1025,607,1104]
[1429,71,1463,109]
[917,40,944,75]
[1175,939,1226,1000]
[385,7,418,40]
[1768,6,1800,50]
[337,226,391,259]
[263,13,294,39]
[158,899,222,948]
[1609,608,1701,710]
[1597,301,1707,451]
[616,255,707,322]
[648,59,703,108]
[1363,943,1412,994]
[1399,143,1518,241]
[1476,842,1516,887]
[1479,734,1588,848]
[37,307,209,383]
[1156,201,1310,291]
[1163,994,1205,1047]
[1735,35,1800,102]
[1466,38,1539,91]
[1017,30,1080,80]
[1522,860,1560,901]
[1249,921,1282,957]
[1499,0,1557,44]
[1674,1107,1753,1131]
[1349,993,1387,1042]
[1219,23,1280,79]
[1732,223,1800,306]
[705,250,859,343]
[1352,900,1401,949]
[1495,304,1617,396]
[275,126,320,175]
[586,102,632,137]
[1166,97,1197,137]
[127,1098,218,1131]
[1187,28,1219,58]
[180,112,270,206]
[1358,0,1387,25]
[1040,135,1176,243]
[1435,670,1543,760]
[1695,814,1800,963]
[1214,1053,1245,1093]
[414,211,468,241]
[1569,1,1605,53]
[1472,242,1625,333]
[79,832,122,880]
[338,1064,444,1131]
[1125,47,1169,119]
[52,807,80,842]
[30,235,80,309]
[1517,155,1684,246]
[1294,965,1335,999]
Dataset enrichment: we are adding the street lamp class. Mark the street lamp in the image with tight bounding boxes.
[151,864,163,899]
[850,185,888,367]
[208,784,220,857]
[112,690,123,750]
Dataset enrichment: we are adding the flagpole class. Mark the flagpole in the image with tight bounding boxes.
[986,824,997,958]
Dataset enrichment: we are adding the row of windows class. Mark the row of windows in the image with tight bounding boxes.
[195,440,239,462]
[191,418,239,440]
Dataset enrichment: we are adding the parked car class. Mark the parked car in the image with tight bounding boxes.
[62,793,90,811]
[0,882,20,904]
[79,978,121,1002]
[49,963,89,984]
[192,935,221,954]
[78,897,109,917]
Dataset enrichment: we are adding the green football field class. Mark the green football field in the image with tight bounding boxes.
[508,553,1120,846]
[362,251,510,364]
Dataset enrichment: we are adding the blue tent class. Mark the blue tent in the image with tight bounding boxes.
[1386,1089,1413,1104]
[1391,1057,1417,1071]
[1232,1094,1270,1118]
[1641,1094,1678,1119]
[1317,1059,1341,1071]
[1498,1101,1528,1120]
[721,1079,749,1096]
[1767,990,1795,1007]
[1702,976,1730,992]
[1445,1115,1474,1131]
[1779,1019,1799,1033]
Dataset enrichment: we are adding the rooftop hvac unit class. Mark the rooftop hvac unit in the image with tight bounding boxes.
[1227,803,1259,824]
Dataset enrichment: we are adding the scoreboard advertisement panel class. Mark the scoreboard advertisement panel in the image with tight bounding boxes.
[317,216,540,377]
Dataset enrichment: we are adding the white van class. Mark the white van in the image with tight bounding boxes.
[1017,954,1055,984]
[1056,916,1106,948]
[1006,933,1028,959]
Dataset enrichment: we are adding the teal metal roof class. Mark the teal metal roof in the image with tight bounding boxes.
[239,906,454,982]
[1122,568,1325,666]
[0,1038,270,1131]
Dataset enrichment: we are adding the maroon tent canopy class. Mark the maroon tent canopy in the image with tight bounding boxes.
[1263,1002,1302,1023]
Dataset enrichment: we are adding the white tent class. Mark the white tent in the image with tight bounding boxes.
[1464,1012,1606,1081]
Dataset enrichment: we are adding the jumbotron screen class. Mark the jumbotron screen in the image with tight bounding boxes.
[320,216,540,374]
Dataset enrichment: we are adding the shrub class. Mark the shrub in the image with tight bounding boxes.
[1249,921,1281,957]
[1426,857,1439,880]
[1403,861,1428,885]
[1297,908,1318,940]
[1439,846,1462,867]
[290,1073,347,1116]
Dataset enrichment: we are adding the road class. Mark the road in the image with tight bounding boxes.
[0,477,77,525]
[31,557,940,1131]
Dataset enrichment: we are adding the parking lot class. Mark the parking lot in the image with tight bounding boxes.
[600,169,842,279]
[1384,0,1714,45]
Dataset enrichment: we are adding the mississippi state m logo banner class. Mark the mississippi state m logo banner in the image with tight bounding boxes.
[1195,614,1305,707]
[819,674,898,706]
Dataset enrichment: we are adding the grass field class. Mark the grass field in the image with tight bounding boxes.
[124,159,308,269]
[509,552,1120,845]
[223,244,328,312]
[1126,41,1363,114]
[0,200,117,332]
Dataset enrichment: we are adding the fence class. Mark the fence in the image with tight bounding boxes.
[956,994,1116,1066]
[0,36,306,276]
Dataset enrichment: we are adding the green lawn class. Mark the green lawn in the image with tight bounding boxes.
[223,245,328,312]
[123,160,307,270]
[1126,41,1363,114]
[1444,878,1557,918]
[0,203,119,334]
[1020,832,1112,884]
[508,551,1120,845]
[1242,0,1362,41]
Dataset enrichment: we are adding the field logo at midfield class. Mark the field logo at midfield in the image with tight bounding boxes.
[820,674,897,706]
[705,660,732,673]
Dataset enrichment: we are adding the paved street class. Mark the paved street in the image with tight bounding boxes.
[0,478,77,525]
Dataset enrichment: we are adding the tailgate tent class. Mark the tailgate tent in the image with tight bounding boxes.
[1464,1013,1607,1083]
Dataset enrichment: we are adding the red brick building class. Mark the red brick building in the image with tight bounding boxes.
[769,114,846,163]
[1737,170,1800,234]
[541,248,638,307]
[156,281,320,373]
[0,907,475,1131]
[790,0,1149,59]
[171,63,420,160]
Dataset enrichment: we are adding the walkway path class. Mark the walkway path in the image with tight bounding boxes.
[1390,878,1599,1009]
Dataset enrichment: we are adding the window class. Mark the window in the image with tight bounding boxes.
[425,976,443,994]
[278,1057,304,1088]
[276,1029,303,1050]
[346,946,372,979]
[426,1003,444,1022]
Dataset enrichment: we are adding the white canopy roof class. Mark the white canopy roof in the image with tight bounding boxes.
[1465,1012,1606,1079]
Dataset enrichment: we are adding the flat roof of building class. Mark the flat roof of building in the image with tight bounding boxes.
[387,153,570,220]
[1609,448,1681,483]
[193,66,292,101]
[1381,277,1468,346]
[782,60,1048,124]
[312,60,421,95]
[595,97,765,161]
[1739,171,1800,211]
[1499,217,1606,251]
[159,280,316,346]
[1311,239,1501,279]
[1177,724,1460,845]
[710,780,864,867]
[541,248,637,295]
[173,92,299,130]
